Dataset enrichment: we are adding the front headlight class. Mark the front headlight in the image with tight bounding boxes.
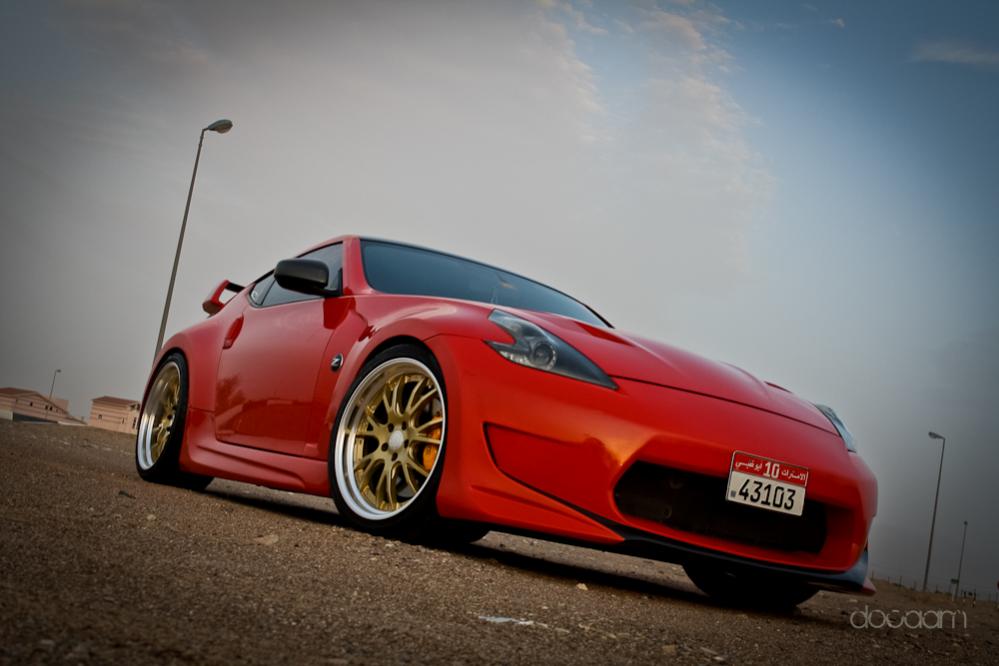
[815,404,857,452]
[486,310,617,390]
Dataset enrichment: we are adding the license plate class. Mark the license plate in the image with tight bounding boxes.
[726,451,808,517]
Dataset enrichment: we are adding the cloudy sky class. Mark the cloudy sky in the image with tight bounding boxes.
[1,1,996,595]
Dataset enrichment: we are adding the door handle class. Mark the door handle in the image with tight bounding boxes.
[223,315,244,349]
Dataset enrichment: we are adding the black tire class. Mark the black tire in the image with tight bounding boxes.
[684,561,817,611]
[135,352,213,491]
[329,343,474,540]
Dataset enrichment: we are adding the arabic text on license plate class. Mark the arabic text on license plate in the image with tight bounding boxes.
[726,452,808,517]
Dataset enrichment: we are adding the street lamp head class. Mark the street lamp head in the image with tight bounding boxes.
[204,119,233,134]
[928,431,944,440]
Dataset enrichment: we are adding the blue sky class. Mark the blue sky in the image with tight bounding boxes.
[571,0,999,336]
[1,0,997,595]
[721,0,999,316]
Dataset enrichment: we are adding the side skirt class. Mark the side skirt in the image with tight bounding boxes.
[179,408,330,496]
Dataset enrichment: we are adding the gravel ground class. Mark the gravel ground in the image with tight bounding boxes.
[1,420,996,665]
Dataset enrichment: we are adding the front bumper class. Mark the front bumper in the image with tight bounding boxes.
[427,334,877,591]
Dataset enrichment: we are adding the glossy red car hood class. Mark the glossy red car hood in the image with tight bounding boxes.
[519,310,836,435]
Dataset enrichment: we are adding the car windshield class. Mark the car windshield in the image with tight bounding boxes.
[360,240,608,326]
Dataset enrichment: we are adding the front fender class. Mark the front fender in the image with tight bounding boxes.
[314,295,500,456]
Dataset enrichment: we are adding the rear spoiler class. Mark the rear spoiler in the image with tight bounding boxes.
[202,280,245,316]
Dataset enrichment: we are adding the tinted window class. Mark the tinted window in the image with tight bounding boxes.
[361,240,605,326]
[256,243,343,308]
[249,275,275,305]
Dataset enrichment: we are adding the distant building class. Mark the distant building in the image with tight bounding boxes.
[0,387,84,425]
[88,396,140,434]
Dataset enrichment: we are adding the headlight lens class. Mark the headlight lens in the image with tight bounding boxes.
[486,310,617,389]
[815,404,857,452]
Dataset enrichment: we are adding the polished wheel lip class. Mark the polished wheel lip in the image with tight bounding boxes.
[137,361,181,471]
[334,357,445,521]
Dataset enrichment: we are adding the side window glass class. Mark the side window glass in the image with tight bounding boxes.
[308,243,344,291]
[261,276,315,307]
[259,243,343,308]
[249,275,275,305]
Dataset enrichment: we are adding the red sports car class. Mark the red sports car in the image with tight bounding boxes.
[137,236,877,608]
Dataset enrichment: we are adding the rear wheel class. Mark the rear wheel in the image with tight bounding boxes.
[135,353,212,490]
[329,344,486,543]
[684,561,817,610]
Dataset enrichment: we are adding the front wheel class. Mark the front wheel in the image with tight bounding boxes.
[329,344,476,541]
[135,352,212,490]
[683,561,817,610]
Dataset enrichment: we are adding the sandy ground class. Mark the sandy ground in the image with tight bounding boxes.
[1,420,996,665]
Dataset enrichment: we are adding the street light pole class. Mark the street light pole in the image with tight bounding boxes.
[954,520,968,601]
[153,119,233,360]
[923,431,946,592]
[48,368,61,401]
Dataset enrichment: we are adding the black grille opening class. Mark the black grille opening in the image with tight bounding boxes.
[614,462,827,554]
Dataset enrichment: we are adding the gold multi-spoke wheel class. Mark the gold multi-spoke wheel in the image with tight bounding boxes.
[135,354,211,489]
[333,355,446,522]
[137,360,182,471]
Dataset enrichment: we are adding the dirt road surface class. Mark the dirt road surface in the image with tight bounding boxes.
[1,420,995,664]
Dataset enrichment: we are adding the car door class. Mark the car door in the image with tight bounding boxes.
[214,243,344,457]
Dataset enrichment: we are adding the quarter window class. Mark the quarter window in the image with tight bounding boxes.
[249,275,274,305]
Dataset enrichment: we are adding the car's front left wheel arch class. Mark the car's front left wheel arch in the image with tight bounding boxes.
[328,342,486,543]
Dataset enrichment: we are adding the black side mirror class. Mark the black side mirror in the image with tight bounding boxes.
[273,259,338,297]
